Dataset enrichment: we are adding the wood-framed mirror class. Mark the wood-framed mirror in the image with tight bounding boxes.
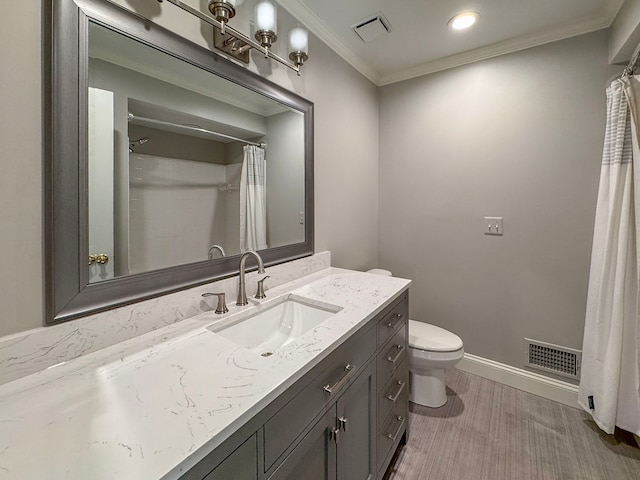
[46,0,314,324]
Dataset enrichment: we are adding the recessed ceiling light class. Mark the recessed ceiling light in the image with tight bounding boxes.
[448,11,480,31]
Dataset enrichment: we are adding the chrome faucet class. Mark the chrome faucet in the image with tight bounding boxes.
[237,250,266,306]
[207,244,226,260]
[202,292,228,314]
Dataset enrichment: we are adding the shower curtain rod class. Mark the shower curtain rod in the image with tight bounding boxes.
[127,113,266,148]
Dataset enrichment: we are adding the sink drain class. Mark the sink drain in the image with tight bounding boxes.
[261,351,273,357]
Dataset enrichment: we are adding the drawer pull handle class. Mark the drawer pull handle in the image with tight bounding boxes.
[330,427,340,444]
[323,364,356,395]
[338,416,348,432]
[386,313,404,328]
[387,345,405,364]
[386,415,404,441]
[386,380,406,403]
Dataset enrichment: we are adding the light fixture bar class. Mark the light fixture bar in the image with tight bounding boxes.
[160,0,301,74]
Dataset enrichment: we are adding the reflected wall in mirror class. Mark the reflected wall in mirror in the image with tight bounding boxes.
[87,23,305,284]
[47,0,313,324]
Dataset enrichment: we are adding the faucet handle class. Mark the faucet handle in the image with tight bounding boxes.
[202,292,229,314]
[255,275,270,299]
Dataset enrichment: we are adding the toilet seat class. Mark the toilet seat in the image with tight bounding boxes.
[408,320,463,352]
[408,345,464,362]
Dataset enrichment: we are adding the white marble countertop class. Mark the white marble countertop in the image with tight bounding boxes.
[0,268,410,480]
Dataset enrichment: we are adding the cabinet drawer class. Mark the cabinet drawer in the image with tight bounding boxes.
[378,357,409,427]
[376,325,407,389]
[263,324,376,471]
[377,294,408,347]
[376,391,407,475]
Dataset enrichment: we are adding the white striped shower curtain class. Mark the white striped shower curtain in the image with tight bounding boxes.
[240,145,267,252]
[579,76,640,437]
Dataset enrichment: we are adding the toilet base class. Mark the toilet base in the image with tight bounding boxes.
[409,368,447,408]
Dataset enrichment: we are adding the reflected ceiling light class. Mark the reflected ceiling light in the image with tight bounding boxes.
[448,11,480,31]
[159,0,310,75]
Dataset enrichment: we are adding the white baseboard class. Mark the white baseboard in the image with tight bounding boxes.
[456,353,579,408]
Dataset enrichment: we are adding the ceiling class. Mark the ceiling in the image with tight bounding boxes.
[278,0,625,85]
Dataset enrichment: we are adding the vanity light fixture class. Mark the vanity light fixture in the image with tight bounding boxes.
[208,0,236,34]
[255,1,277,56]
[288,26,309,68]
[448,11,480,31]
[158,0,310,75]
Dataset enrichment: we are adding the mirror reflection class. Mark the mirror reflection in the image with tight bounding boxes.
[87,22,305,283]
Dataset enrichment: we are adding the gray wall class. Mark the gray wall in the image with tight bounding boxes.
[0,2,43,337]
[0,1,379,336]
[379,30,620,374]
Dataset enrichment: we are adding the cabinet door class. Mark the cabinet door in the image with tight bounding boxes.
[203,434,257,480]
[336,361,376,480]
[268,409,337,480]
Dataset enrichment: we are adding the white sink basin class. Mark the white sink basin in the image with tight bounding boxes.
[208,295,342,356]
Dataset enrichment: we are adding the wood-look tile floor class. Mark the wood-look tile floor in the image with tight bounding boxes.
[386,368,640,480]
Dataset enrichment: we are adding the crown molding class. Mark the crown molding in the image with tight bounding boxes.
[278,0,623,86]
[379,14,612,86]
[277,0,381,84]
[604,0,627,25]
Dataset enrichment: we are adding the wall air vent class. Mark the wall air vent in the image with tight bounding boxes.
[524,338,581,380]
[351,13,392,43]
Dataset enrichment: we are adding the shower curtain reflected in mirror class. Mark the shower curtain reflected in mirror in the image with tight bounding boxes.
[240,145,267,252]
[579,76,640,438]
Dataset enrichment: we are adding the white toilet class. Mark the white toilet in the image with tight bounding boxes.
[407,320,464,407]
[367,269,465,408]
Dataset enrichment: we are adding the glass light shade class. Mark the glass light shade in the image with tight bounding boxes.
[448,12,479,31]
[288,27,308,53]
[225,0,237,7]
[256,1,277,31]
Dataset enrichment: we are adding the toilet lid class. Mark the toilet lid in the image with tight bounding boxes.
[367,269,392,276]
[408,320,463,352]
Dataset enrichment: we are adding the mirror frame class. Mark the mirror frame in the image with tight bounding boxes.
[46,0,314,325]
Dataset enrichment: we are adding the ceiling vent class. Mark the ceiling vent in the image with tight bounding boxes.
[351,13,392,43]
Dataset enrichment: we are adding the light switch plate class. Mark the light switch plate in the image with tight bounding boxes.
[484,216,504,235]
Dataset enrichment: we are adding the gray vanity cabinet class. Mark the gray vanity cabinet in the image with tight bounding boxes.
[183,291,409,480]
